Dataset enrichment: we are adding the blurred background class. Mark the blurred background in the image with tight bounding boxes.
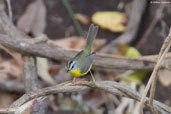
[0,0,170,114]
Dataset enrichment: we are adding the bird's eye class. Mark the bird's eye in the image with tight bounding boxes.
[71,65,74,69]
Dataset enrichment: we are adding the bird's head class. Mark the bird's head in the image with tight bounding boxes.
[66,60,78,72]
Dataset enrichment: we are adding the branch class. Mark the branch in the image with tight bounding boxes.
[0,108,15,114]
[6,0,13,21]
[140,28,171,114]
[22,56,39,92]
[62,0,85,37]
[5,81,171,114]
[1,34,171,71]
[0,8,48,114]
[22,37,48,114]
[136,4,165,49]
[0,97,46,114]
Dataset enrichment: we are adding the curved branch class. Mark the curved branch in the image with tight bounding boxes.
[8,81,171,114]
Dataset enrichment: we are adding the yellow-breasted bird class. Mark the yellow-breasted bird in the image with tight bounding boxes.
[66,24,98,83]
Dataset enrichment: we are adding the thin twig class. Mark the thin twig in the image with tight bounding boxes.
[136,4,165,49]
[6,0,12,21]
[139,28,171,114]
[149,28,171,114]
[62,0,85,37]
[90,70,96,83]
[0,44,22,65]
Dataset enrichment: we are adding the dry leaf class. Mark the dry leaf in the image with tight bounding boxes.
[158,69,171,86]
[53,37,106,51]
[17,0,46,36]
[0,59,22,78]
[92,11,127,32]
[0,92,14,108]
[37,57,55,84]
[75,13,90,25]
[48,65,59,76]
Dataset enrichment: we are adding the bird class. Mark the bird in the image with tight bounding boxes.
[66,24,98,83]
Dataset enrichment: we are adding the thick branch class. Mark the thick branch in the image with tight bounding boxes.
[0,8,48,114]
[22,56,39,92]
[1,34,171,71]
[9,81,171,114]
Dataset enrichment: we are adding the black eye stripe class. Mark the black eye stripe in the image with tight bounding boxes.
[69,61,76,69]
[68,60,73,66]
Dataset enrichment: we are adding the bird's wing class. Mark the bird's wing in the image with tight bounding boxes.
[80,52,96,73]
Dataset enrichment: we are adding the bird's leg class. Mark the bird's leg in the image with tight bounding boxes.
[90,70,96,86]
[72,77,76,84]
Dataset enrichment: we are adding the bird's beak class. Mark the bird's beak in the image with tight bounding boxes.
[65,66,70,72]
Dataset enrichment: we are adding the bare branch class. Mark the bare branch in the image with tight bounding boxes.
[139,28,171,114]
[0,97,46,114]
[0,108,15,114]
[1,34,171,71]
[136,4,165,49]
[6,0,13,21]
[0,8,48,114]
[7,81,171,114]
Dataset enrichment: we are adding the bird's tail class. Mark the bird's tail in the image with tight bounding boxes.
[84,24,98,53]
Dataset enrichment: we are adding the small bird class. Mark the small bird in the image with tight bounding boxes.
[66,24,98,83]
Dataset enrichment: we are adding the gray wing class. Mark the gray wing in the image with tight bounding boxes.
[80,52,96,73]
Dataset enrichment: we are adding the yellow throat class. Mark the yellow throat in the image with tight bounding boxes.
[69,64,92,77]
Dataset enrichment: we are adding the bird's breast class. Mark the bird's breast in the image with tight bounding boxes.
[69,65,92,77]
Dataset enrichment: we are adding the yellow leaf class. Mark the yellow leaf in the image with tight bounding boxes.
[121,72,147,85]
[121,46,146,85]
[126,47,141,57]
[92,11,126,32]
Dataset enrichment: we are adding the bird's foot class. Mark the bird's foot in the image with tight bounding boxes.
[90,70,96,87]
[63,77,76,86]
[64,78,89,86]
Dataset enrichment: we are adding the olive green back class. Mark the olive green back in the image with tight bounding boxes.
[68,24,98,73]
[84,24,98,54]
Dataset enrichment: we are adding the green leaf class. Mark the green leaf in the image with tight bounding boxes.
[125,47,141,57]
[121,47,146,85]
[121,72,147,85]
